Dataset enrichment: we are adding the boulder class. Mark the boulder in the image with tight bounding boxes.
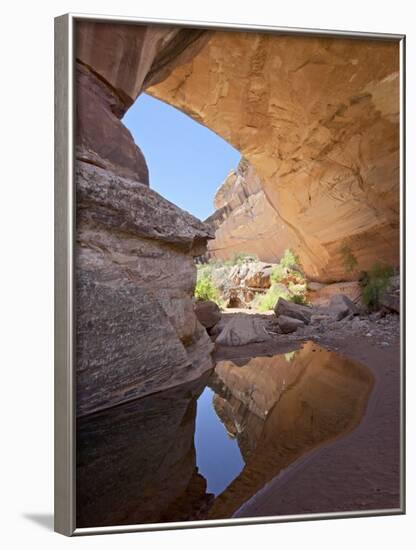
[209,320,227,339]
[380,275,400,313]
[274,298,312,325]
[307,281,362,306]
[194,300,221,329]
[327,294,358,321]
[277,315,305,334]
[215,315,271,346]
[380,293,400,314]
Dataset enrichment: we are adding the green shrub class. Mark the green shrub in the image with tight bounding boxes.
[286,281,307,304]
[290,270,305,282]
[361,263,393,309]
[256,284,290,312]
[280,249,299,269]
[194,274,220,303]
[270,263,287,283]
[288,281,306,294]
[289,294,305,305]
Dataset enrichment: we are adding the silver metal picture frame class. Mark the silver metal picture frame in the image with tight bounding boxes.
[54,12,406,536]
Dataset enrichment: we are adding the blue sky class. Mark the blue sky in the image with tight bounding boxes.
[123,93,241,221]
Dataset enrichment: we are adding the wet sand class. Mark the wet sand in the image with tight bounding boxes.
[215,333,402,518]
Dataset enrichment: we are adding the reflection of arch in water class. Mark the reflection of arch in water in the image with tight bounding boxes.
[207,341,374,519]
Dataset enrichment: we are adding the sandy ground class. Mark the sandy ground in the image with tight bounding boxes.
[214,316,402,518]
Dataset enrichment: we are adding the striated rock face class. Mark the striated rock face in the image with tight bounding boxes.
[215,314,272,346]
[76,161,214,416]
[147,33,400,282]
[75,23,215,415]
[76,63,149,182]
[206,159,295,263]
[76,21,210,108]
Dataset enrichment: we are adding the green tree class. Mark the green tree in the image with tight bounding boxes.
[194,274,220,303]
[361,263,393,310]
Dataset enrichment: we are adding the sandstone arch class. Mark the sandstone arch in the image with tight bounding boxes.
[145,31,400,282]
[77,21,399,282]
[74,21,400,409]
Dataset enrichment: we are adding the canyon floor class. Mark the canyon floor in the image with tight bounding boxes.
[214,311,401,517]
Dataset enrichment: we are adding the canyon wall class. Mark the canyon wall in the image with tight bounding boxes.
[206,158,296,263]
[147,32,400,282]
[75,23,214,416]
[74,22,400,413]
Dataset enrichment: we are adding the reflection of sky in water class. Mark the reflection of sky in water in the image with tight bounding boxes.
[195,387,244,495]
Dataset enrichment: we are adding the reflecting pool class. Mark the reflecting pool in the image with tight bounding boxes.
[76,341,374,527]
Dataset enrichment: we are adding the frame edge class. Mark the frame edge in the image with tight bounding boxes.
[54,13,75,537]
[53,14,405,536]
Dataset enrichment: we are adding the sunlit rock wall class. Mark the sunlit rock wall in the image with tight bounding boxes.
[206,158,296,263]
[147,32,400,282]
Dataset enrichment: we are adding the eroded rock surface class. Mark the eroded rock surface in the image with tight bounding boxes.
[76,162,214,415]
[277,315,305,334]
[75,23,215,414]
[148,32,400,282]
[76,21,209,107]
[74,22,400,414]
[76,63,149,182]
[215,313,272,346]
[206,159,295,263]
[274,297,313,324]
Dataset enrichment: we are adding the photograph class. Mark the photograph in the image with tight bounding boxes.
[60,15,403,532]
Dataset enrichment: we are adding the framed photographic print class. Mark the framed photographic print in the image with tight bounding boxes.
[54,13,405,536]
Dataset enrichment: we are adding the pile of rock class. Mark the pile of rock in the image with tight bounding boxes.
[273,295,358,335]
[307,281,362,306]
[195,291,400,350]
[210,260,276,308]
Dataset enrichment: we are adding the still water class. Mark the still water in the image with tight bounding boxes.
[76,341,374,528]
[195,386,244,495]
